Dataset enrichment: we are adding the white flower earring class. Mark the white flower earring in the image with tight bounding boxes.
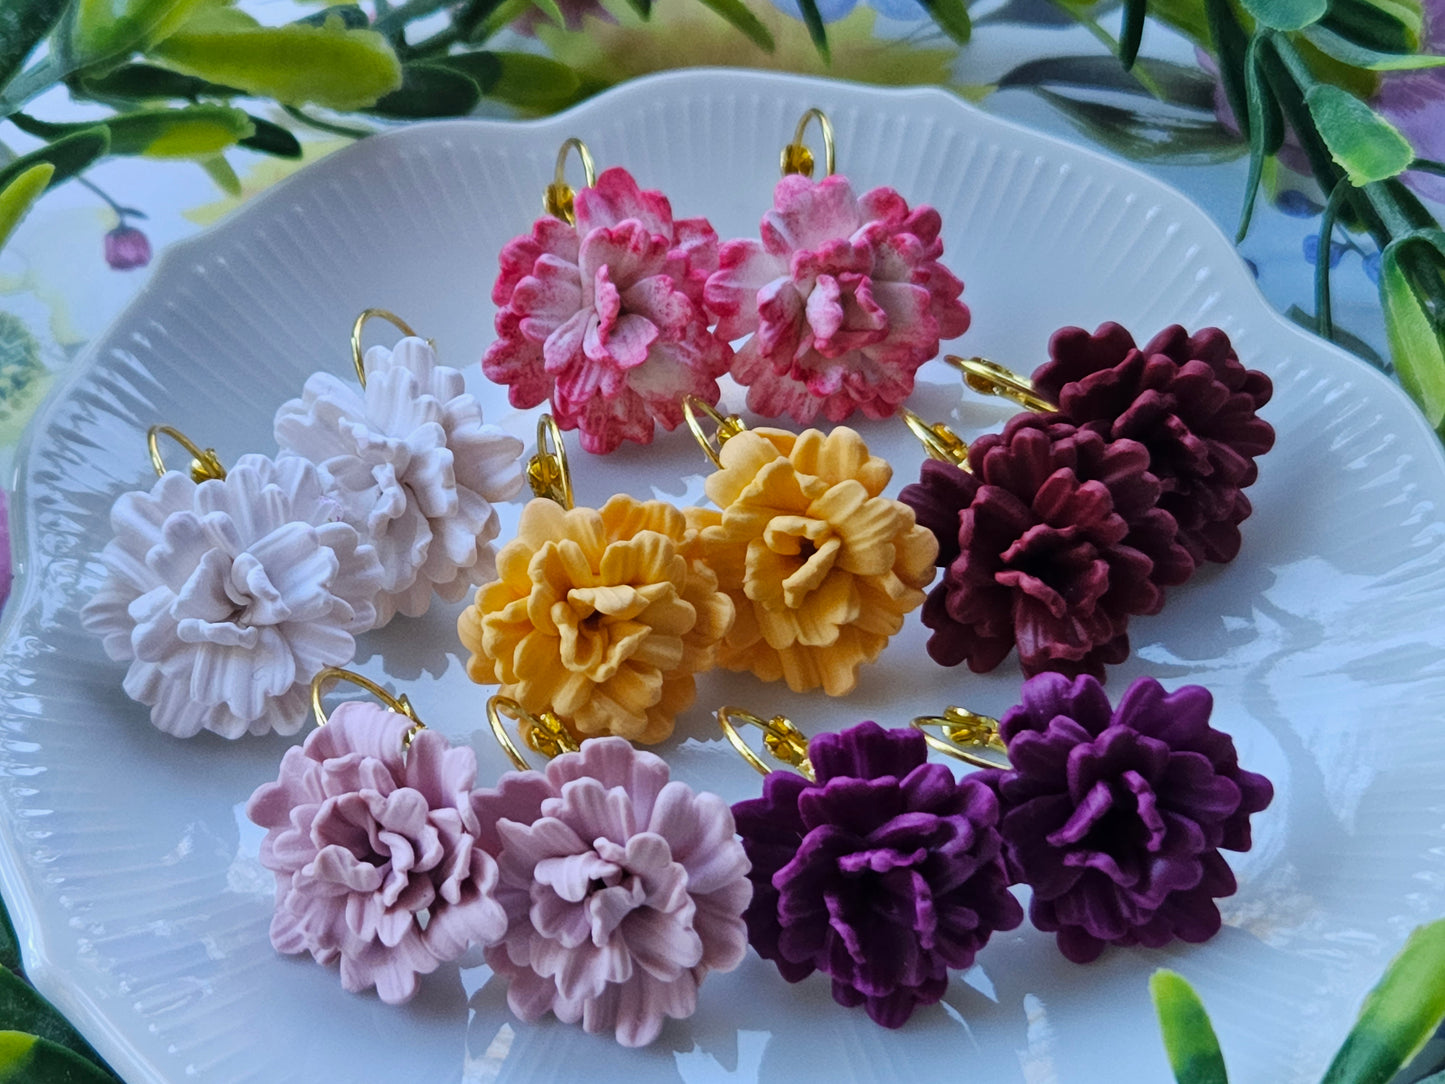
[275,309,525,627]
[80,426,385,739]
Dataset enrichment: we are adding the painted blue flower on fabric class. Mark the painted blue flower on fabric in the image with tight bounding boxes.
[771,0,931,22]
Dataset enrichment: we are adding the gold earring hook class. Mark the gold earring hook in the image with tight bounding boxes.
[717,706,816,782]
[946,356,1057,414]
[910,707,1010,770]
[486,695,580,772]
[781,107,836,179]
[900,408,970,468]
[146,425,227,482]
[683,395,748,469]
[544,137,597,225]
[350,308,421,388]
[310,666,427,748]
[526,413,574,510]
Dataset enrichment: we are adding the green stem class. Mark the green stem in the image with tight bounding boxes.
[1315,178,1352,341]
[281,106,372,140]
[75,175,146,220]
[373,0,454,33]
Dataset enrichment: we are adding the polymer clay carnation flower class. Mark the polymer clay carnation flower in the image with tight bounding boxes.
[899,413,1192,679]
[247,702,507,1002]
[472,736,751,1046]
[1031,323,1274,566]
[731,721,1022,1028]
[275,336,525,626]
[483,167,732,454]
[457,496,733,743]
[80,455,384,738]
[986,673,1273,963]
[704,174,970,424]
[686,426,937,695]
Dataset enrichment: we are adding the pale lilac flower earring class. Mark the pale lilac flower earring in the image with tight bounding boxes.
[471,697,752,1047]
[80,427,383,738]
[704,109,971,424]
[247,669,507,1003]
[275,309,525,627]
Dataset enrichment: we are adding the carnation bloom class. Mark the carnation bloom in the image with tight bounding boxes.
[276,336,525,626]
[483,167,732,454]
[472,737,751,1047]
[704,173,970,423]
[247,702,507,1002]
[80,455,384,738]
[685,426,937,695]
[986,673,1273,963]
[457,496,733,743]
[731,721,1022,1028]
[1031,323,1274,566]
[899,414,1192,679]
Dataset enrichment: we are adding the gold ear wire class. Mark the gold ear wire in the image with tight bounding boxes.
[310,666,426,749]
[717,706,816,782]
[910,707,1009,770]
[349,308,421,388]
[946,356,1056,414]
[146,425,226,482]
[900,408,970,468]
[543,137,597,225]
[683,395,748,469]
[781,107,836,179]
[486,695,580,772]
[525,413,575,510]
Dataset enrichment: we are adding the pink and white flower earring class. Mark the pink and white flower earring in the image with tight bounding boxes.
[80,427,384,738]
[483,139,733,455]
[274,309,525,627]
[704,109,972,425]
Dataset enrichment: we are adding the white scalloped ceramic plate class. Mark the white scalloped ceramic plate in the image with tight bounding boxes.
[3,68,1445,1084]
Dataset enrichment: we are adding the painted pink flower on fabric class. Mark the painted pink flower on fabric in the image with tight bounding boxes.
[483,167,732,454]
[705,174,970,424]
[247,702,507,1003]
[472,737,751,1046]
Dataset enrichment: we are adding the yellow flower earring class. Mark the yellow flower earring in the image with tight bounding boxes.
[681,398,938,696]
[456,415,734,745]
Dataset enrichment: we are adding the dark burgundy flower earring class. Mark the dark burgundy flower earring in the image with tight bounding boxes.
[912,672,1274,965]
[896,409,1193,679]
[948,322,1275,567]
[720,705,1022,1029]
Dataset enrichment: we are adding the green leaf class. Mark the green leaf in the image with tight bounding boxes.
[1204,0,1253,135]
[368,60,481,116]
[997,54,1219,109]
[1301,24,1445,69]
[1238,35,1271,241]
[1322,918,1445,1082]
[796,0,830,60]
[237,115,302,158]
[1239,0,1325,32]
[11,105,254,158]
[75,62,238,100]
[291,5,371,30]
[0,906,18,974]
[0,163,52,251]
[1321,0,1421,53]
[1284,304,1391,371]
[1034,90,1246,163]
[1305,84,1414,185]
[0,0,69,90]
[0,1031,117,1083]
[917,0,971,45]
[429,50,502,92]
[1119,0,1147,67]
[486,51,581,110]
[456,0,511,41]
[197,152,240,195]
[151,8,402,110]
[0,966,106,1066]
[690,0,777,50]
[530,0,568,27]
[1150,971,1228,1084]
[61,0,210,68]
[0,128,110,193]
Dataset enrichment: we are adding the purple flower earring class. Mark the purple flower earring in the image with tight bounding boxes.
[721,705,1022,1028]
[912,672,1274,964]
